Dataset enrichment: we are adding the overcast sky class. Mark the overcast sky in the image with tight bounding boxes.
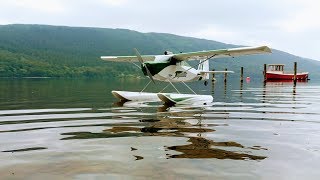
[0,0,319,60]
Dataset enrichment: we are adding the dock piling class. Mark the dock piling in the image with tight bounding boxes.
[293,62,297,84]
[263,64,267,82]
[212,68,215,81]
[240,67,244,82]
[224,68,228,82]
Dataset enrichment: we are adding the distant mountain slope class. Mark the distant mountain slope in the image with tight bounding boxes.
[0,24,319,78]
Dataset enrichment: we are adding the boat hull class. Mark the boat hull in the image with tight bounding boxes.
[266,72,308,80]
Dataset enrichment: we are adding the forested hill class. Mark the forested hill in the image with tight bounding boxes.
[0,24,319,78]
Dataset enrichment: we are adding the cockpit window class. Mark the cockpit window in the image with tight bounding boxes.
[180,61,191,67]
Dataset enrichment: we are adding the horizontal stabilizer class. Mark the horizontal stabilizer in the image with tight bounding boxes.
[200,71,234,74]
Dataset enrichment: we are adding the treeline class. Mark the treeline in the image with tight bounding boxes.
[0,49,138,77]
[0,24,319,78]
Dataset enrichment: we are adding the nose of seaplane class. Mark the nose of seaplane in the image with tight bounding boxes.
[141,63,148,76]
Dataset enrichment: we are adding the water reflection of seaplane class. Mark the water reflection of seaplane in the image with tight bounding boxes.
[61,108,267,160]
[101,46,271,105]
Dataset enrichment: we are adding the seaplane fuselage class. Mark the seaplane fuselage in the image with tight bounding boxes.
[141,55,206,82]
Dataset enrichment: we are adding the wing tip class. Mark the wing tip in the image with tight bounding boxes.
[260,46,272,53]
[100,56,118,61]
[101,56,117,59]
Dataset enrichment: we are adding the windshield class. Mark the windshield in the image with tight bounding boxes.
[180,61,191,67]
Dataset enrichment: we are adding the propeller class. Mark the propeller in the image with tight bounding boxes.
[133,48,156,84]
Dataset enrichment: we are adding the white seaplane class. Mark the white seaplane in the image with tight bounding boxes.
[101,46,271,105]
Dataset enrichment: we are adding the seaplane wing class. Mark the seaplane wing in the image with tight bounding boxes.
[101,55,156,62]
[172,46,271,61]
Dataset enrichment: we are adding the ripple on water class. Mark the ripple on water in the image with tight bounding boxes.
[1,79,320,179]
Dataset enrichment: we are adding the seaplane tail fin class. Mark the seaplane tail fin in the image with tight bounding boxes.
[198,60,210,79]
[198,60,209,71]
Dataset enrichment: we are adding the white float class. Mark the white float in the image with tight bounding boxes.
[157,93,213,105]
[112,91,160,102]
[111,90,213,105]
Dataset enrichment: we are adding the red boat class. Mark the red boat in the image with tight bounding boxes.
[265,64,308,80]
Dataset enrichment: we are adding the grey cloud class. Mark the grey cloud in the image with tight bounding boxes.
[0,0,319,59]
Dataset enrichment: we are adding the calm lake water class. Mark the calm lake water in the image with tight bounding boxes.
[1,77,320,179]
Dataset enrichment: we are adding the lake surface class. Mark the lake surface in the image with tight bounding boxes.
[1,77,320,179]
